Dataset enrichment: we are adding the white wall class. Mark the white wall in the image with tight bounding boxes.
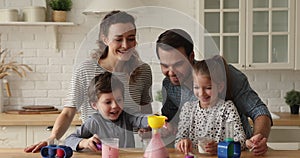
[0,0,299,113]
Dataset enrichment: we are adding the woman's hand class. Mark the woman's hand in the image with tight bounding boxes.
[176,138,193,155]
[78,134,101,152]
[24,140,48,153]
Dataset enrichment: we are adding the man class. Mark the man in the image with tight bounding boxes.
[156,29,272,156]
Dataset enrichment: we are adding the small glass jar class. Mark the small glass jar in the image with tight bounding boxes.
[225,121,234,142]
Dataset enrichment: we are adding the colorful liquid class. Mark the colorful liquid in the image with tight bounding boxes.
[102,144,119,158]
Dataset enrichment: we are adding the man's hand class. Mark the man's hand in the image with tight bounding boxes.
[246,133,268,156]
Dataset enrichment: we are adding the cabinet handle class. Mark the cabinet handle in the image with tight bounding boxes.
[46,126,53,131]
[242,65,245,68]
[249,64,252,67]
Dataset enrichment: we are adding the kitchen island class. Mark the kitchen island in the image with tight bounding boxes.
[1,148,300,158]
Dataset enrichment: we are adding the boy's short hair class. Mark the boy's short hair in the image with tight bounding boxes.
[88,72,124,104]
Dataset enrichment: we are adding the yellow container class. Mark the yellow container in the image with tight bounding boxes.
[148,115,167,129]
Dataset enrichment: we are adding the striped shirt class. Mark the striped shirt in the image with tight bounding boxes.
[64,59,152,122]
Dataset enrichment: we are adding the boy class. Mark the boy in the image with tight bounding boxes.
[65,72,149,151]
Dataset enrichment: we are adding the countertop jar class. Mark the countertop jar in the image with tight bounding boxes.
[22,6,46,22]
[0,9,19,22]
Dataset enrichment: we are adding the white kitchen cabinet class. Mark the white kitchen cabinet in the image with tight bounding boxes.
[295,1,300,70]
[199,0,295,70]
[26,125,77,146]
[0,125,77,148]
[268,126,300,150]
[0,126,26,148]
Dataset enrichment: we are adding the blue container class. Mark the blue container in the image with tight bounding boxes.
[217,141,241,158]
[40,145,73,158]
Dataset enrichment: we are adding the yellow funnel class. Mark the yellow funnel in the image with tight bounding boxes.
[148,115,167,129]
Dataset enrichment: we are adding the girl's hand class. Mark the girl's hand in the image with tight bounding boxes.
[176,138,193,155]
[78,134,101,152]
[204,140,218,155]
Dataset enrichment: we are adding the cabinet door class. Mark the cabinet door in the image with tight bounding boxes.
[199,0,246,69]
[26,125,77,145]
[294,0,300,70]
[199,0,295,69]
[0,126,26,148]
[247,0,295,69]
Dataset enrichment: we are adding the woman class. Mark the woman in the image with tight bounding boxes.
[24,10,153,153]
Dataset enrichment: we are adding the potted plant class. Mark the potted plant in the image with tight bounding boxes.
[48,0,72,22]
[284,90,300,114]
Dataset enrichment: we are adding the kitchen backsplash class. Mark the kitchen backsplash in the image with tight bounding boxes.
[0,0,299,113]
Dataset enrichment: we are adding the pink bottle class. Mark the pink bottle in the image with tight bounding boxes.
[144,132,169,158]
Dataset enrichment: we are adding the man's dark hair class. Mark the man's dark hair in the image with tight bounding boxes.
[156,29,194,58]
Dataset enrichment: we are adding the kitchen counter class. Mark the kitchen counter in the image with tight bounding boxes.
[0,112,298,126]
[0,113,82,126]
[1,148,300,158]
[272,112,300,126]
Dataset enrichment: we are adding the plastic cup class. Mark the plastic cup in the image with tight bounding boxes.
[198,137,212,154]
[101,138,119,158]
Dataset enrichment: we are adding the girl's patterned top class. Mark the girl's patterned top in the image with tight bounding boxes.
[175,99,246,150]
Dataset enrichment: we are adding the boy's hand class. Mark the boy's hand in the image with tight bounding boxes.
[79,134,101,152]
[138,127,152,139]
[160,122,177,137]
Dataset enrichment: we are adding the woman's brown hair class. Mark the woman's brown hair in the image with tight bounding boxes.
[92,10,142,83]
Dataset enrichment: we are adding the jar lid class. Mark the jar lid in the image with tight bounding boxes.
[0,8,18,12]
[23,6,46,10]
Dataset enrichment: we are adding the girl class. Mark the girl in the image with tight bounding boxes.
[175,55,246,154]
